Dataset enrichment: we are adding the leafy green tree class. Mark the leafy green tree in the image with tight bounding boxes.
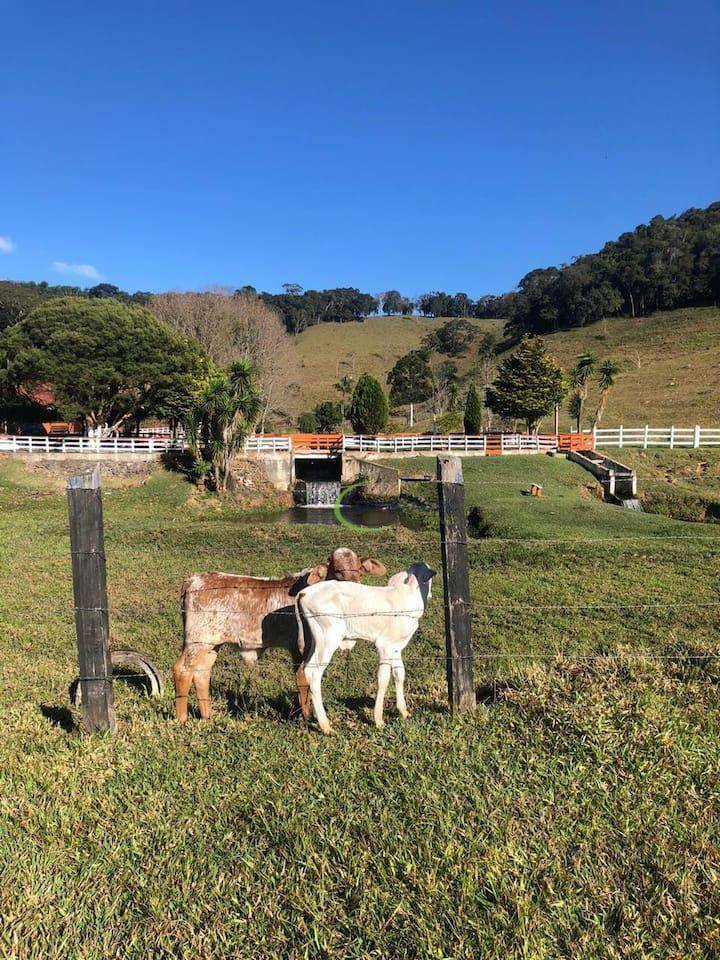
[593,359,621,425]
[348,373,389,433]
[423,318,475,356]
[313,401,343,433]
[464,383,483,434]
[387,350,433,404]
[0,297,206,434]
[381,290,404,315]
[297,411,317,432]
[486,336,567,432]
[182,359,262,493]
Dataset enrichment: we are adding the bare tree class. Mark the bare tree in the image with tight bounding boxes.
[150,290,293,432]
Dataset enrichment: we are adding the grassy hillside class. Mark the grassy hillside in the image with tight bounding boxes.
[2,456,720,956]
[544,306,720,429]
[283,315,502,424]
[283,307,720,431]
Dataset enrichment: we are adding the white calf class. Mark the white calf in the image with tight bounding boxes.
[295,562,436,733]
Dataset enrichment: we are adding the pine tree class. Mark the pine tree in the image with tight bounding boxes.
[348,373,389,433]
[486,336,567,432]
[463,383,483,434]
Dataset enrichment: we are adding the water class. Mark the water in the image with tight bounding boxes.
[234,502,409,527]
[302,480,342,507]
[619,498,644,511]
[289,504,398,526]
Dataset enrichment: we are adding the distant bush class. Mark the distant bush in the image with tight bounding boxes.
[313,401,342,433]
[463,384,483,434]
[436,411,463,433]
[348,374,389,434]
[297,411,317,432]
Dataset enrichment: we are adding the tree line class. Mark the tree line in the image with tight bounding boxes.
[2,201,717,339]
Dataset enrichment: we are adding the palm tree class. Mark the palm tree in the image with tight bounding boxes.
[569,352,598,430]
[593,360,621,426]
[184,359,262,493]
[333,374,354,423]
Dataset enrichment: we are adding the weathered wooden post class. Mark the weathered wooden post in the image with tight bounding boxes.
[67,465,117,734]
[437,455,476,714]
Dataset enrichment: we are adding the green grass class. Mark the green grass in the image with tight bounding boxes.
[2,456,720,958]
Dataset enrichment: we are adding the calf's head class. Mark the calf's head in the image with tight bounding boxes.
[308,548,386,585]
[389,562,437,607]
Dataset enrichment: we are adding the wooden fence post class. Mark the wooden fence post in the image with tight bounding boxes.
[67,465,117,734]
[437,456,476,714]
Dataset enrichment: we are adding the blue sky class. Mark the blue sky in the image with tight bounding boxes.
[1,0,718,297]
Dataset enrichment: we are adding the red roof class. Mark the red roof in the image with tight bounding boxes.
[18,384,56,408]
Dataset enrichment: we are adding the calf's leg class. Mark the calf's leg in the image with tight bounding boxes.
[193,647,218,721]
[374,661,392,728]
[304,635,337,734]
[173,656,193,724]
[173,643,218,722]
[391,655,409,719]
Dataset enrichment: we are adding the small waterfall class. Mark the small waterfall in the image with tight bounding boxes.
[619,498,644,511]
[301,480,342,507]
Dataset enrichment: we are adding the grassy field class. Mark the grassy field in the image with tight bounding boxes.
[1,454,720,958]
[286,306,720,431]
[284,315,501,424]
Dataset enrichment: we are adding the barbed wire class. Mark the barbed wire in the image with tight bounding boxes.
[4,596,720,622]
[73,650,720,686]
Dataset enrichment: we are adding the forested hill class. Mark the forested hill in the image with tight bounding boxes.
[1,201,718,336]
[499,202,720,336]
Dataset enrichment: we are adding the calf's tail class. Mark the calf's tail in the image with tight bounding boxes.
[295,591,315,663]
[294,591,314,722]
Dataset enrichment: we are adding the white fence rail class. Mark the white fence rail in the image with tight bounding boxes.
[4,428,719,457]
[0,435,184,454]
[341,435,487,453]
[594,425,720,449]
[243,435,293,452]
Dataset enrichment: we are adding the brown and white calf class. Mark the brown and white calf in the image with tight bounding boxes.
[173,548,386,722]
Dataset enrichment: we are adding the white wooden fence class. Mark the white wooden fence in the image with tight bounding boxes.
[3,427,719,456]
[0,435,184,454]
[593,425,720,448]
[242,435,292,452]
[341,434,487,453]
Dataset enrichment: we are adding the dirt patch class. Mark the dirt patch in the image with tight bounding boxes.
[640,487,720,523]
[228,459,292,509]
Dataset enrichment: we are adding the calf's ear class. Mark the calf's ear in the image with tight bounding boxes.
[361,557,387,576]
[307,563,328,585]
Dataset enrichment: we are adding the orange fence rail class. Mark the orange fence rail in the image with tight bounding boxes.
[290,433,344,451]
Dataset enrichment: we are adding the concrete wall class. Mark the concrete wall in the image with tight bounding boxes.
[240,451,293,490]
[342,456,401,499]
[568,450,637,498]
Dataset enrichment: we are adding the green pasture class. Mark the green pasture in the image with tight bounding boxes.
[1,453,719,959]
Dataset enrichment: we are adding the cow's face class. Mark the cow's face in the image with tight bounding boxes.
[307,548,387,585]
[406,561,437,606]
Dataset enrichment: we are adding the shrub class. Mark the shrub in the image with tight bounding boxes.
[464,383,483,434]
[313,401,343,433]
[348,373,389,433]
[297,411,317,432]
